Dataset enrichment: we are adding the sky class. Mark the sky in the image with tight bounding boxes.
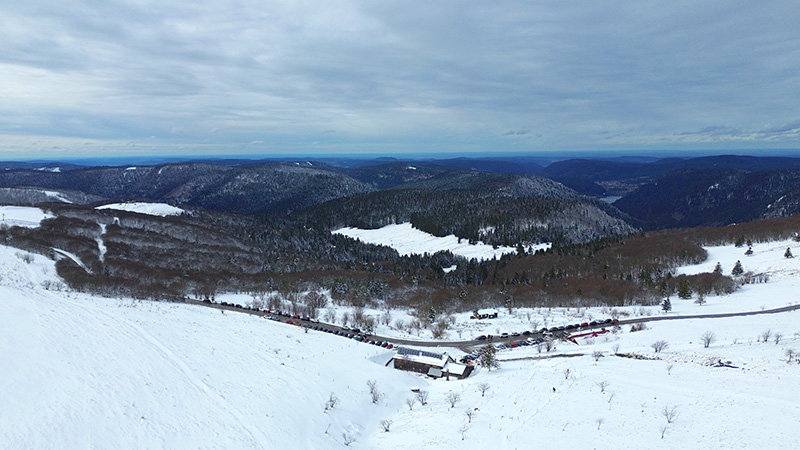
[1,1,799,159]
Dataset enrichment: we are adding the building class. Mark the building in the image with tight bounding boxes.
[391,347,473,379]
[471,308,499,319]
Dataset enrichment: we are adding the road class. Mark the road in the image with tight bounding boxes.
[182,298,800,350]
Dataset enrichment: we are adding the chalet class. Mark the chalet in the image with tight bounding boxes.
[471,308,499,319]
[391,347,473,380]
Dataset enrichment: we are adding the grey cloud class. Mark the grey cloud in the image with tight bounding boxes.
[758,120,800,136]
[1,1,799,157]
[502,130,531,136]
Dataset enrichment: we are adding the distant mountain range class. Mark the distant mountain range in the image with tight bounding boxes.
[2,153,800,232]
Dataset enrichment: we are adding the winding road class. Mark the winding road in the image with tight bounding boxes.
[182,298,800,350]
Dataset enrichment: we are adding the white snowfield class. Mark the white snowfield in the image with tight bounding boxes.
[2,238,800,449]
[0,206,54,228]
[333,222,551,261]
[96,202,184,217]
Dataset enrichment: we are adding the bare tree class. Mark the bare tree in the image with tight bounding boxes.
[324,393,338,411]
[367,380,382,404]
[464,408,475,423]
[701,331,716,348]
[477,382,490,397]
[760,329,772,343]
[774,332,783,345]
[342,433,356,446]
[459,423,469,441]
[596,380,609,393]
[416,390,429,406]
[446,391,462,409]
[662,405,679,423]
[563,368,571,380]
[651,340,669,353]
[612,343,620,355]
[596,417,605,430]
[660,424,668,439]
[666,364,674,375]
[592,350,604,362]
[380,420,392,432]
[786,349,796,363]
[405,397,416,411]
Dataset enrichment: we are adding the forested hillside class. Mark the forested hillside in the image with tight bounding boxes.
[0,162,375,215]
[615,168,800,228]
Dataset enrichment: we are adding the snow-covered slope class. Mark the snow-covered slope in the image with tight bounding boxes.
[2,237,800,449]
[333,222,550,261]
[0,206,53,228]
[0,246,420,449]
[96,202,184,217]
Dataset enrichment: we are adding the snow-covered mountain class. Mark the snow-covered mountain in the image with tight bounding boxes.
[2,209,800,448]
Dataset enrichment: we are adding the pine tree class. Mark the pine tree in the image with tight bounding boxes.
[713,262,723,275]
[785,248,793,259]
[427,306,437,323]
[731,260,744,276]
[480,344,499,371]
[662,297,672,312]
[677,279,692,299]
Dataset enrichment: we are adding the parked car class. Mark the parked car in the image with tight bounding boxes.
[476,335,487,340]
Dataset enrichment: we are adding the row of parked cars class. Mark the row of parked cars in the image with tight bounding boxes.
[263,314,395,349]
[313,326,395,349]
[461,336,549,362]
[474,318,619,341]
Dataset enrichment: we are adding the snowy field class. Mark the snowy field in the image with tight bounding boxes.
[96,202,185,217]
[3,222,800,448]
[0,206,53,228]
[333,222,550,261]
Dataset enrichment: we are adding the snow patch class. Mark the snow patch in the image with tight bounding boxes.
[96,202,184,217]
[333,223,526,261]
[0,206,54,228]
[41,190,73,203]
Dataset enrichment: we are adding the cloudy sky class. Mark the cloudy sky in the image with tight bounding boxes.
[1,1,799,159]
